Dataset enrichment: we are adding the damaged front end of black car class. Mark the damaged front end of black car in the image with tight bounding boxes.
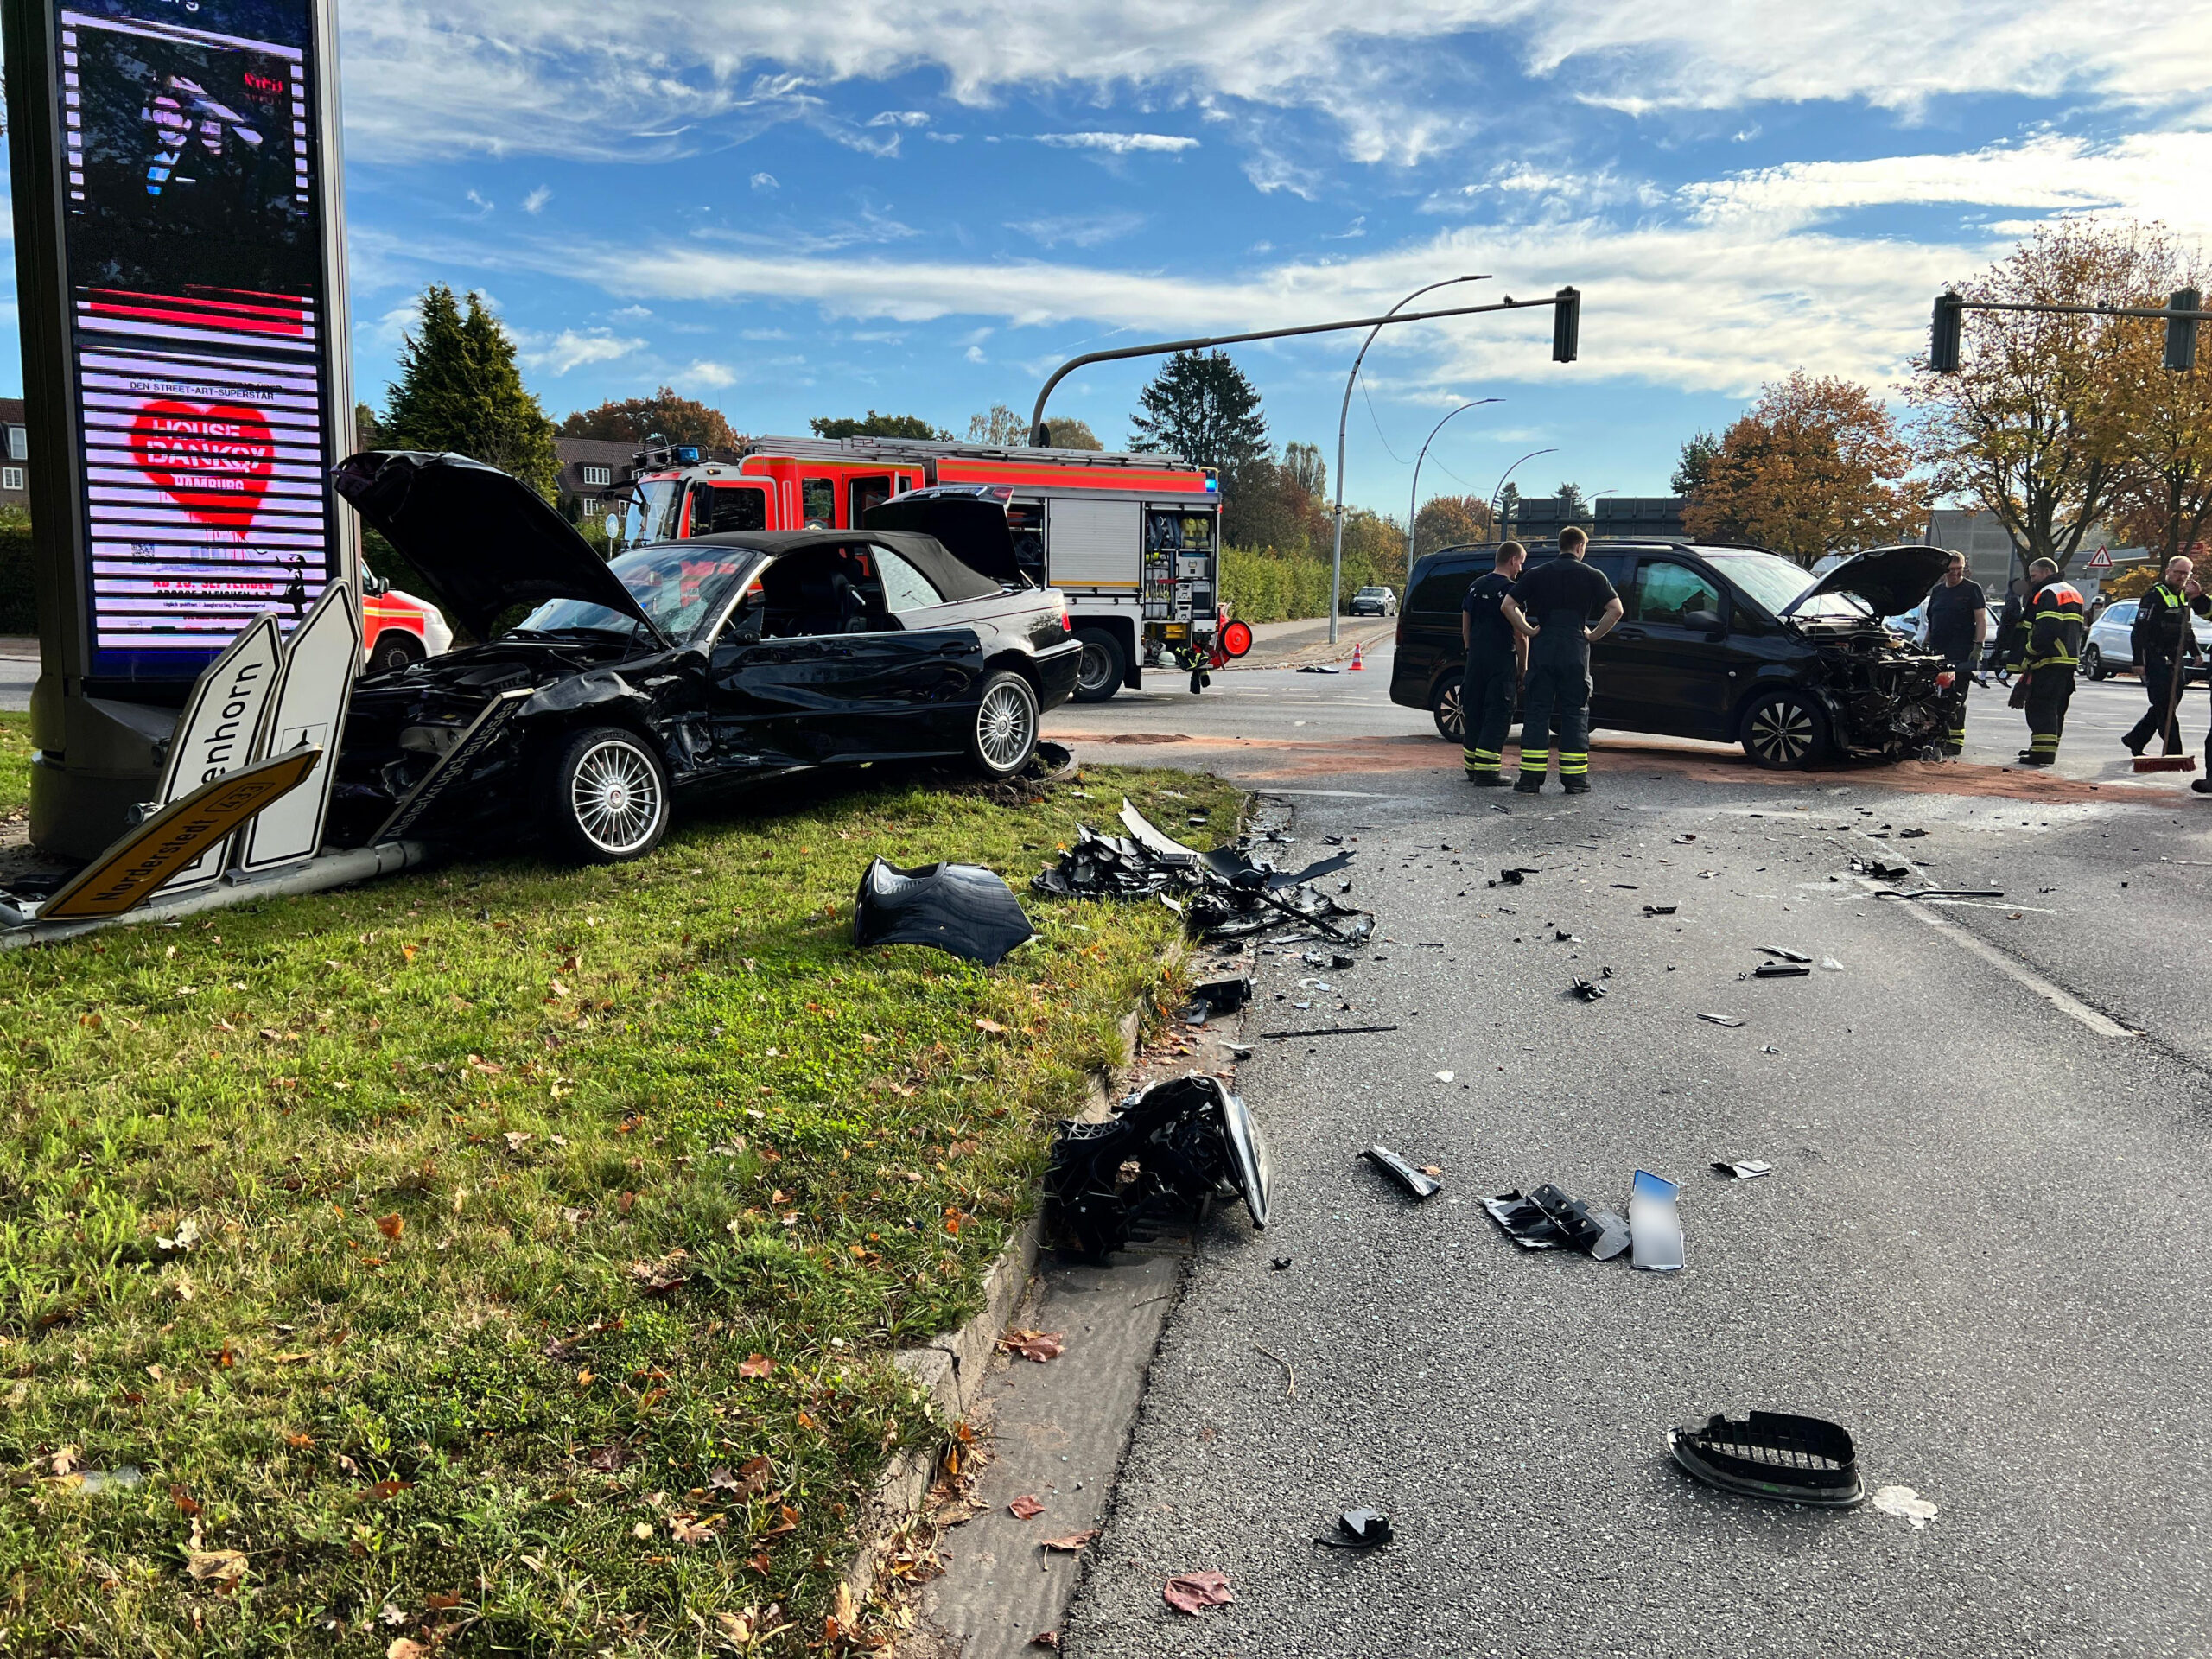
[328,451,1081,862]
[1777,545,1956,762]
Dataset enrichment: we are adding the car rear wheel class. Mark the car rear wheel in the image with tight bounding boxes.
[969,671,1040,779]
[2082,644,2106,681]
[1432,675,1465,742]
[1071,628,1125,702]
[1740,689,1830,770]
[543,726,670,863]
[369,629,424,676]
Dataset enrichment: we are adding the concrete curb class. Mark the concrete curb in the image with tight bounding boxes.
[842,989,1160,1605]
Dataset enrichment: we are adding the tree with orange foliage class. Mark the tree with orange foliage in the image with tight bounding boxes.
[1681,371,1922,566]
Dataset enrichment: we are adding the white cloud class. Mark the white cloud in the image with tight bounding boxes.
[965,344,988,363]
[1033,131,1198,154]
[464,188,493,215]
[522,185,552,213]
[514,327,646,375]
[334,3,2212,170]
[683,359,738,388]
[867,110,931,126]
[741,327,791,340]
[750,171,779,191]
[1020,211,1147,249]
[478,128,2212,398]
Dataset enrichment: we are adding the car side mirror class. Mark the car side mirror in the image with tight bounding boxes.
[361,570,388,597]
[1684,607,1724,633]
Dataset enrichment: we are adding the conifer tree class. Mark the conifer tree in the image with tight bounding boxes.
[380,285,558,498]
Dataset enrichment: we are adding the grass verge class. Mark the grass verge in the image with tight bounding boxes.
[0,756,1241,1655]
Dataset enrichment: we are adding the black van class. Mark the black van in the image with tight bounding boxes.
[1389,539,1954,769]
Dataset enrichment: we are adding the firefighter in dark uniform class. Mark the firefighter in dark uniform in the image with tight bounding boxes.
[1500,526,1624,794]
[1459,540,1528,785]
[2122,556,2196,757]
[2001,557,2086,766]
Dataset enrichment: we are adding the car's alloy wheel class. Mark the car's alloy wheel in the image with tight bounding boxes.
[969,671,1040,778]
[1432,677,1465,742]
[1741,690,1827,770]
[2082,645,2105,681]
[545,726,670,863]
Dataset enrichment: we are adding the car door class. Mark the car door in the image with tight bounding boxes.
[2092,600,2137,671]
[1596,557,1745,740]
[823,545,986,757]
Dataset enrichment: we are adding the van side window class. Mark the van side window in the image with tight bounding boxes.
[690,484,767,535]
[1409,558,1478,613]
[1632,561,1724,626]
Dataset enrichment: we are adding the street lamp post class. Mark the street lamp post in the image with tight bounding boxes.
[1488,447,1559,538]
[1406,399,1500,569]
[1327,276,1489,643]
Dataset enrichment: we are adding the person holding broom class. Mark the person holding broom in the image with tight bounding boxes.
[2124,556,2196,760]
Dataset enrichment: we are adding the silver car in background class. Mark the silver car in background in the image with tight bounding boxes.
[2080,597,2212,682]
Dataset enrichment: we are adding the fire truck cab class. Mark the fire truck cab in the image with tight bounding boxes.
[608,435,1235,700]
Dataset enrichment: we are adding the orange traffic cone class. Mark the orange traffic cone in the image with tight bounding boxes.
[1349,642,1364,670]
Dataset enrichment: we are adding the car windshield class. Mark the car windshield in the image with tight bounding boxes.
[1357,587,1388,596]
[512,545,755,645]
[1701,549,1871,622]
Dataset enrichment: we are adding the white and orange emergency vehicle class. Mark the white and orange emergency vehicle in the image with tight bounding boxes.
[607,435,1250,699]
[360,570,452,672]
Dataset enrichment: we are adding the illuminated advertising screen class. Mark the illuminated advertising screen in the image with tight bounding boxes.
[54,1,339,678]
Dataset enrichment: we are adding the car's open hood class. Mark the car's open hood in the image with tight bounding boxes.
[862,491,1021,587]
[1782,544,1952,621]
[333,450,658,641]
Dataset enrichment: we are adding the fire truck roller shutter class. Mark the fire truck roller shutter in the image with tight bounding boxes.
[1046,499,1142,588]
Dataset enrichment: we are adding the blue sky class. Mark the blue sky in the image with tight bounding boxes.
[15,1,2212,519]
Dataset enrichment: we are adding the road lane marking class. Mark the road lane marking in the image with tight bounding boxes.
[1883,891,2134,1038]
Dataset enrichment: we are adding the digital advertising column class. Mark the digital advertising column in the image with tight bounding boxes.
[5,0,353,858]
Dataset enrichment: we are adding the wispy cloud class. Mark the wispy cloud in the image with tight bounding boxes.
[514,327,645,375]
[750,172,779,192]
[522,185,552,214]
[1019,211,1147,249]
[1033,131,1198,154]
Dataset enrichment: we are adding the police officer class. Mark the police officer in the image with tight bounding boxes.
[1501,527,1624,795]
[2123,556,2196,758]
[1459,540,1528,785]
[2001,557,2086,766]
[1923,552,1986,755]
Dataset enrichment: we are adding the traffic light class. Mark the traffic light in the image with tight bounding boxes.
[2166,288,2200,372]
[1552,286,1580,364]
[1929,291,1964,373]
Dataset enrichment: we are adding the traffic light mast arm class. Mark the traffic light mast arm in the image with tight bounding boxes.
[1930,288,2205,374]
[1027,289,1580,446]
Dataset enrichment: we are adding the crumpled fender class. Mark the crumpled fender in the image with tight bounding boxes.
[518,666,652,720]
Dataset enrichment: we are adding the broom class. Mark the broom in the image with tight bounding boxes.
[2133,624,2197,772]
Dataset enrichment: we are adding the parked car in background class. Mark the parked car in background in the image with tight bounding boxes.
[2079,597,2212,682]
[1391,539,1953,769]
[333,452,1080,862]
[1349,585,1398,617]
[362,572,452,671]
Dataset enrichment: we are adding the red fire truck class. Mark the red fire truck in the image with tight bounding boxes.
[608,435,1248,699]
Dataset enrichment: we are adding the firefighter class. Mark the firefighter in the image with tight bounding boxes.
[2123,556,2196,758]
[2001,557,2086,766]
[1459,540,1528,785]
[1501,527,1624,795]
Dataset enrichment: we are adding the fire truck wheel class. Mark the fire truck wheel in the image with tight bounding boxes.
[968,671,1040,779]
[1071,628,1126,702]
[369,630,425,676]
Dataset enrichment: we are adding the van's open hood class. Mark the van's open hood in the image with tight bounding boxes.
[863,490,1021,587]
[333,450,658,641]
[1782,544,1952,621]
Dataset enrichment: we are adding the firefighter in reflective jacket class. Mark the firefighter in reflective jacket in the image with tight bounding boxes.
[2001,557,2086,767]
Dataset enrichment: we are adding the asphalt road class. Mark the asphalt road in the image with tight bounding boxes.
[1055,763,2212,1657]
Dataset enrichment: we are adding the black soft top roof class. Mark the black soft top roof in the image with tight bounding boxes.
[684,528,1002,603]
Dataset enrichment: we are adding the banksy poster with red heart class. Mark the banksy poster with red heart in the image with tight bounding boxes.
[129,399,277,530]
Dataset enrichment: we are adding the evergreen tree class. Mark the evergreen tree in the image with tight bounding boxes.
[380,285,557,498]
[1671,430,1719,498]
[1128,350,1269,474]
[812,410,951,441]
[566,388,737,450]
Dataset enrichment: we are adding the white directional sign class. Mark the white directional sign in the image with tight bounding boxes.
[237,576,358,872]
[153,610,284,893]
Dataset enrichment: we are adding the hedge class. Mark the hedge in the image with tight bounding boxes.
[1219,543,1396,623]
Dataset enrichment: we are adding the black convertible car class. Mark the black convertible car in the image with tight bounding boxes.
[1392,539,1954,769]
[330,451,1082,862]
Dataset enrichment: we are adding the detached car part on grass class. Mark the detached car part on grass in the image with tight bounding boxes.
[851,858,1036,966]
[327,451,1082,863]
[1045,1074,1271,1260]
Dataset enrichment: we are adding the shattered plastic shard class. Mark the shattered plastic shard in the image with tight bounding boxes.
[1482,1190,1573,1250]
[1528,1183,1631,1259]
[852,859,1036,966]
[1315,1509,1395,1549]
[1360,1145,1441,1200]
[1570,976,1608,1001]
[1757,945,1813,963]
[1696,1013,1745,1028]
[1045,1074,1270,1258]
[1187,976,1252,1014]
[1751,963,1812,978]
[1643,904,1678,917]
[1712,1160,1774,1180]
[1628,1170,1684,1272]
[1669,1410,1865,1508]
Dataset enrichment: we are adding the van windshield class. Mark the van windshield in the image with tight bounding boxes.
[1696,549,1872,621]
[619,479,685,548]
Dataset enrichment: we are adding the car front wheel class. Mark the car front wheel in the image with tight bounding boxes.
[369,629,424,676]
[969,671,1040,779]
[1432,675,1465,742]
[543,726,670,863]
[1739,689,1830,770]
[2082,644,2105,681]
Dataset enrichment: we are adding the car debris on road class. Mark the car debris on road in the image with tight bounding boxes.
[1669,1410,1865,1508]
[1045,1074,1271,1260]
[1360,1145,1442,1200]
